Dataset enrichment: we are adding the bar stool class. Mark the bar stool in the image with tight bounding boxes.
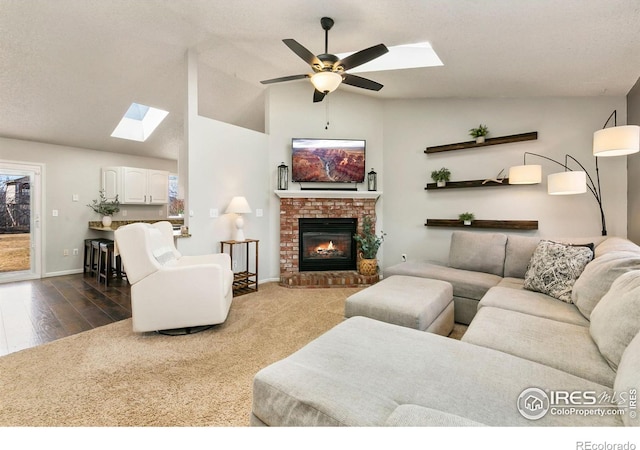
[97,240,115,286]
[83,238,94,274]
[91,238,113,279]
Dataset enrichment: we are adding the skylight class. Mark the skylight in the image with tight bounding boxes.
[337,42,443,74]
[111,103,169,142]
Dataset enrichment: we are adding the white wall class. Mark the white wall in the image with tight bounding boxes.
[265,82,385,279]
[178,50,271,279]
[0,137,176,276]
[382,97,628,268]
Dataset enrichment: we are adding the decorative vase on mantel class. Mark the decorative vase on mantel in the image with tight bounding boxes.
[358,257,378,276]
[102,215,113,228]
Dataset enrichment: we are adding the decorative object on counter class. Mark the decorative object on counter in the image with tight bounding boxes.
[225,196,252,242]
[353,216,386,276]
[482,169,506,184]
[367,168,377,191]
[458,212,475,226]
[469,124,489,143]
[277,162,289,190]
[87,190,120,227]
[431,167,451,187]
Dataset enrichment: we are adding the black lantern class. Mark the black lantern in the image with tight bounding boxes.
[278,162,289,190]
[367,168,377,191]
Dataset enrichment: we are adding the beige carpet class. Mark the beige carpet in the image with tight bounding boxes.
[0,282,466,427]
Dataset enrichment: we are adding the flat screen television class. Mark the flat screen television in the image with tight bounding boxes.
[291,138,366,183]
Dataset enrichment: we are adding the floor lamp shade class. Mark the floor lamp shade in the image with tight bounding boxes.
[548,171,587,195]
[593,125,640,157]
[508,165,542,184]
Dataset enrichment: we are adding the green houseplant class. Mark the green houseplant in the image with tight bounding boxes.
[88,190,120,227]
[459,212,475,225]
[431,167,451,187]
[353,216,386,275]
[469,124,489,143]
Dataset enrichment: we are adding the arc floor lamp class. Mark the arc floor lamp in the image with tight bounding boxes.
[508,110,640,236]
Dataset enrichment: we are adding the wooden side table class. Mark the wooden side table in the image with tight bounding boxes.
[220,239,259,296]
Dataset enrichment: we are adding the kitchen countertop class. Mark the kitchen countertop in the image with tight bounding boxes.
[88,219,190,237]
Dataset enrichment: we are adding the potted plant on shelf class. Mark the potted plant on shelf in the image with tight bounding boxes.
[353,216,386,276]
[459,212,475,226]
[469,124,489,143]
[431,167,451,187]
[88,190,120,227]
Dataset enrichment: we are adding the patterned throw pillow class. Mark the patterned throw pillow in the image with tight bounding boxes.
[523,240,594,303]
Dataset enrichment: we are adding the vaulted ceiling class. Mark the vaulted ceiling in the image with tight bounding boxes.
[1,0,639,160]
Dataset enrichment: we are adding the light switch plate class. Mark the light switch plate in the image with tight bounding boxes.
[256,208,263,217]
[209,208,218,218]
[52,209,58,217]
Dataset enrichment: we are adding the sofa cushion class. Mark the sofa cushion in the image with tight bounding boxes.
[384,404,485,426]
[384,261,502,301]
[590,270,640,370]
[448,231,507,277]
[594,237,640,258]
[252,316,621,426]
[523,240,593,303]
[504,235,541,279]
[572,251,640,320]
[613,330,640,426]
[479,286,589,327]
[462,307,616,387]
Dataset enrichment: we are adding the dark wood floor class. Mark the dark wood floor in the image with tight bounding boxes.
[0,273,131,357]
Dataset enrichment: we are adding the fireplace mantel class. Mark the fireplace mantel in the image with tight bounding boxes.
[275,190,382,200]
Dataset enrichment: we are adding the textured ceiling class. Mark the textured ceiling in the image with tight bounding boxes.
[1,0,639,160]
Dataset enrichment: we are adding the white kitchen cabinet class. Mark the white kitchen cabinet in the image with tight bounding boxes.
[101,166,169,205]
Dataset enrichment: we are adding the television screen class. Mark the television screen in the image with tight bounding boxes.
[291,138,366,183]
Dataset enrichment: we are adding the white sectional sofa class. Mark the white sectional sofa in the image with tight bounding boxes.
[251,232,640,427]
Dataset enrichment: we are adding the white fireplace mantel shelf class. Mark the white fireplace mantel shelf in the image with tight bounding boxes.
[275,190,382,200]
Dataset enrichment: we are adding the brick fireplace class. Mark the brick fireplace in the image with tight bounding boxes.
[277,191,381,287]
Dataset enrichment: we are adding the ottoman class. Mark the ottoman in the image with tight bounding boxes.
[345,275,454,336]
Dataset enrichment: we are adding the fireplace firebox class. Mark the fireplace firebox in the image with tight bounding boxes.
[298,218,357,272]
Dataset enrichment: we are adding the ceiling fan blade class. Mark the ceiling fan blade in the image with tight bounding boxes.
[283,39,323,68]
[313,89,327,103]
[336,43,389,71]
[260,74,309,85]
[342,73,384,91]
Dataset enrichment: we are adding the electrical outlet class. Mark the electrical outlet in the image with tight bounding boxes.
[209,208,219,218]
[72,194,79,202]
[72,248,79,256]
[232,260,238,270]
[401,254,407,262]
[158,209,163,216]
[256,208,263,217]
[122,209,127,217]
[63,249,69,256]
[52,209,58,217]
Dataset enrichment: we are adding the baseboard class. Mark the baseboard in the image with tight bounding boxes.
[44,269,84,278]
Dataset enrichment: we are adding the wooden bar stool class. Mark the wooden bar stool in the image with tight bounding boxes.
[98,240,116,286]
[83,239,94,274]
[91,238,112,279]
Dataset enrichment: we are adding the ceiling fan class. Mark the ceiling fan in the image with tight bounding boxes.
[260,17,389,103]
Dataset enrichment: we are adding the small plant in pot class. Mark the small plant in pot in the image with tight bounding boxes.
[431,167,451,187]
[459,212,475,226]
[88,190,120,227]
[469,124,489,143]
[353,216,386,276]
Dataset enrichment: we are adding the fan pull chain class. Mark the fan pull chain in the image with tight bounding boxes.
[325,98,330,130]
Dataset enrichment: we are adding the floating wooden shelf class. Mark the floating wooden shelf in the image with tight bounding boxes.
[425,219,538,230]
[425,179,511,190]
[425,132,538,154]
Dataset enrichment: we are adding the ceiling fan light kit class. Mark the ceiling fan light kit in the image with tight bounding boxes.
[260,17,388,102]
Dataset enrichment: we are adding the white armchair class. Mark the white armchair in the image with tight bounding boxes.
[114,221,234,333]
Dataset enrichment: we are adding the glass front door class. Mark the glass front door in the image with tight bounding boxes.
[0,162,42,282]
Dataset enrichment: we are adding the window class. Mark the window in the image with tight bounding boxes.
[168,174,183,217]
